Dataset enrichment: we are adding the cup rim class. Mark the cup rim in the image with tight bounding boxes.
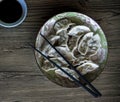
[0,0,27,28]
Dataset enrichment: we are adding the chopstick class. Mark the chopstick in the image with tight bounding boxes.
[40,33,102,97]
[29,44,99,97]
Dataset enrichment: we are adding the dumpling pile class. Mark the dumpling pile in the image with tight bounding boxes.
[35,12,108,87]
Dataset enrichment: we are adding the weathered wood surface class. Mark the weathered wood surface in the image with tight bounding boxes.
[0,0,120,102]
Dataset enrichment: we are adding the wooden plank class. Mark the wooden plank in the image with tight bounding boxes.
[0,71,120,101]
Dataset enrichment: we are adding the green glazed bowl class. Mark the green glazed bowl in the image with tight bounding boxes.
[35,12,108,88]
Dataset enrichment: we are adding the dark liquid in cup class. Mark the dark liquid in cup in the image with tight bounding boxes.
[0,0,23,23]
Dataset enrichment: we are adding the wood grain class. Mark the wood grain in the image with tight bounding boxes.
[0,0,120,102]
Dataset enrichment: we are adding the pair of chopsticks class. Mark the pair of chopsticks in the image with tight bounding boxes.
[29,33,102,97]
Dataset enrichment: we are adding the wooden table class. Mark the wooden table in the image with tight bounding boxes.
[0,0,120,102]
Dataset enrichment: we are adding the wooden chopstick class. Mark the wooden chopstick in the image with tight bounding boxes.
[29,44,99,97]
[40,33,102,97]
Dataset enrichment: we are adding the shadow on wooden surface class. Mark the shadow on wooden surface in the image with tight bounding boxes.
[0,0,120,102]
